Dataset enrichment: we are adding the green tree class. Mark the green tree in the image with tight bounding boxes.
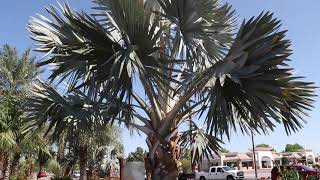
[0,97,50,179]
[285,143,304,152]
[0,97,19,178]
[87,126,123,179]
[179,149,192,173]
[256,144,271,148]
[180,159,191,173]
[282,157,289,165]
[126,147,147,162]
[27,0,316,179]
[0,45,39,180]
[0,45,37,95]
[36,148,58,176]
[26,82,123,180]
[220,148,230,153]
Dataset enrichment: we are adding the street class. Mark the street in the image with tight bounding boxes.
[244,169,272,179]
[28,169,272,180]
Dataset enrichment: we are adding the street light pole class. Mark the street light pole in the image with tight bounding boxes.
[251,131,258,180]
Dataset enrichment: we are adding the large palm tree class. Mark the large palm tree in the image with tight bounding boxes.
[0,45,39,179]
[0,96,19,180]
[27,0,316,179]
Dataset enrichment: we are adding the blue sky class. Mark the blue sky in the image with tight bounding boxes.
[1,0,319,155]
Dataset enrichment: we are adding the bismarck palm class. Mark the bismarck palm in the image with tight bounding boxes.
[27,0,316,179]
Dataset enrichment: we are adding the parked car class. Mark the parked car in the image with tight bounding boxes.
[195,166,244,180]
[281,165,319,180]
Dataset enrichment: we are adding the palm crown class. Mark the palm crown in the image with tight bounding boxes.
[0,45,37,95]
[27,0,316,179]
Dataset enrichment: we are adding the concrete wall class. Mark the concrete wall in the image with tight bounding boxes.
[123,162,145,180]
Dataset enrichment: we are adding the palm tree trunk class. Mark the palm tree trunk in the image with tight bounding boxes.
[79,145,88,180]
[23,157,31,180]
[149,160,179,180]
[3,153,13,180]
[87,168,95,180]
[10,152,21,177]
[145,156,152,180]
[38,163,45,179]
[57,132,66,163]
[0,151,6,179]
[146,136,180,180]
[63,165,71,177]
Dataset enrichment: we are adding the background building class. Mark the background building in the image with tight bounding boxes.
[200,148,318,171]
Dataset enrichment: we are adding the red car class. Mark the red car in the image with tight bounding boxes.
[286,165,319,179]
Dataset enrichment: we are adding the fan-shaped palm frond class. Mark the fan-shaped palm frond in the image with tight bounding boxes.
[19,128,50,155]
[25,80,110,140]
[180,122,222,163]
[157,0,235,66]
[202,12,316,138]
[28,1,166,104]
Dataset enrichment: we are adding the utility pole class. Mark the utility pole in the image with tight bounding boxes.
[189,114,197,172]
[189,116,193,170]
[251,131,258,180]
[305,145,308,165]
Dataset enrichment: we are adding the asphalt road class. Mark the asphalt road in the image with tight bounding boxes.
[34,169,272,180]
[244,169,272,179]
[72,170,273,180]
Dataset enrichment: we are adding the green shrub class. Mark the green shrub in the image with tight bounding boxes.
[9,177,17,180]
[9,177,24,180]
[307,176,317,180]
[46,159,61,175]
[281,157,289,165]
[281,170,317,180]
[180,159,192,173]
[281,169,300,180]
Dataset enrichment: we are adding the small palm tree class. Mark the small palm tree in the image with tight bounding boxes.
[36,148,59,178]
[28,0,316,179]
[87,128,123,179]
[26,81,123,180]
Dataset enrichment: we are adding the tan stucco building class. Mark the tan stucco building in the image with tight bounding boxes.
[200,147,318,171]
